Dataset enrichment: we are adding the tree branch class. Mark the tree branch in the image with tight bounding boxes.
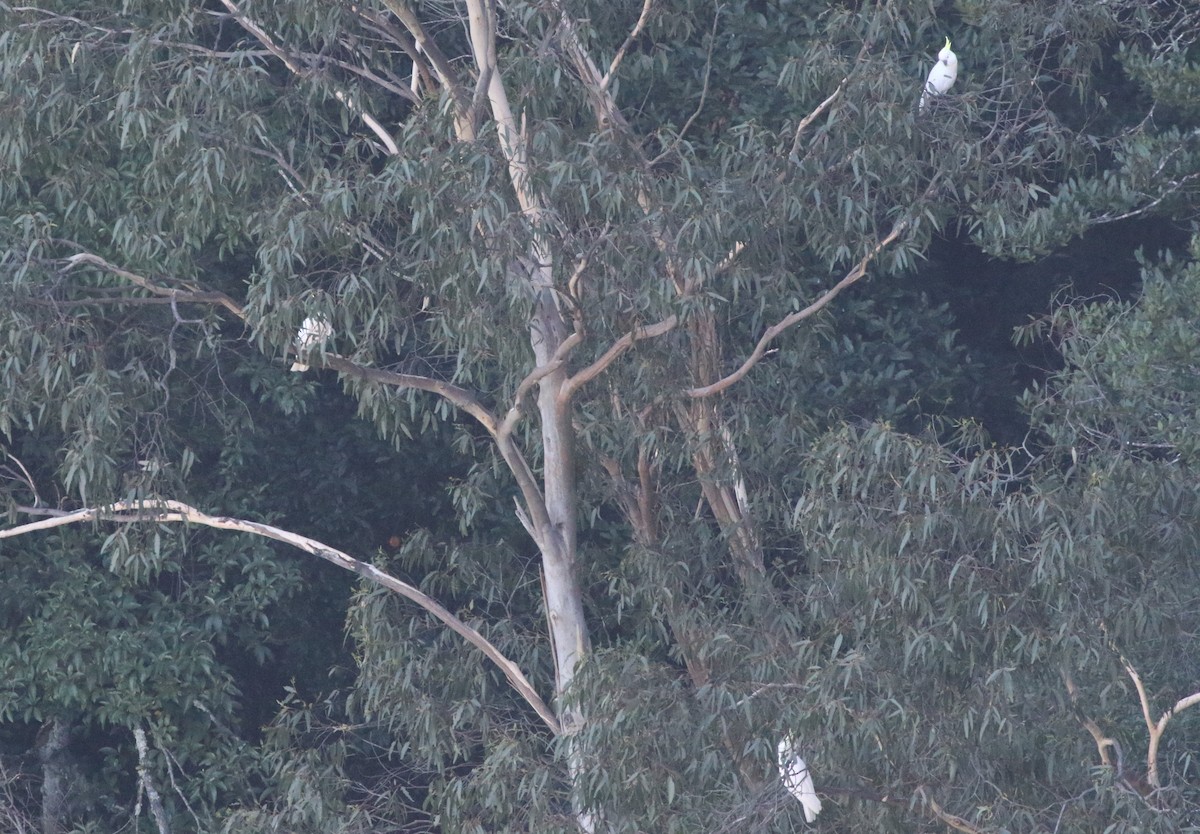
[61,253,246,319]
[1121,656,1156,743]
[58,249,558,566]
[1,501,561,735]
[560,315,678,402]
[499,331,584,439]
[685,220,908,398]
[217,0,400,155]
[1063,668,1116,769]
[1121,653,1200,788]
[785,34,873,164]
[378,0,475,138]
[916,787,986,834]
[1149,690,1200,788]
[599,0,654,93]
[133,726,172,834]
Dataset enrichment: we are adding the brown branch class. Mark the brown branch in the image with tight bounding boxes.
[319,355,500,435]
[785,36,873,163]
[685,221,907,398]
[1063,669,1116,769]
[0,501,561,735]
[636,442,657,543]
[317,355,557,553]
[917,787,986,834]
[378,0,474,137]
[560,315,678,402]
[217,0,400,154]
[61,253,246,319]
[599,0,654,92]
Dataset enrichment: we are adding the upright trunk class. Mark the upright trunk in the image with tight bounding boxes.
[531,290,591,720]
[461,2,595,825]
[36,718,70,834]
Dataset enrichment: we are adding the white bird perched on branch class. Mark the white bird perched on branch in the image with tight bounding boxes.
[290,315,333,372]
[777,737,822,823]
[919,36,958,112]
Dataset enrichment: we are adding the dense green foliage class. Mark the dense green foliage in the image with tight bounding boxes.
[1,0,1198,832]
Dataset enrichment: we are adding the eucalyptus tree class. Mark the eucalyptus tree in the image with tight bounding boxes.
[1,0,1198,832]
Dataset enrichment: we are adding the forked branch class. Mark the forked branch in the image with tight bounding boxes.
[218,0,400,154]
[1,501,561,735]
[1120,654,1200,788]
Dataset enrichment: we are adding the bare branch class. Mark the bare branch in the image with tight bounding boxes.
[1122,653,1200,788]
[786,37,873,163]
[316,354,558,557]
[685,221,908,398]
[1063,668,1116,768]
[319,355,497,434]
[499,331,584,438]
[61,253,246,319]
[378,0,475,137]
[1092,171,1200,225]
[217,0,400,155]
[599,0,654,93]
[133,726,171,834]
[1,501,561,735]
[1147,689,1200,789]
[560,315,678,402]
[916,787,986,834]
[1121,656,1156,741]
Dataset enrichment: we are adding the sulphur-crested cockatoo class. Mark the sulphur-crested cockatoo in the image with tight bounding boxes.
[290,315,333,372]
[919,37,958,112]
[777,737,822,823]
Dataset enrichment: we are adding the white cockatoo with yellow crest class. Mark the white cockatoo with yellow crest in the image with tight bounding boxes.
[919,36,958,112]
[777,737,822,823]
[290,315,334,372]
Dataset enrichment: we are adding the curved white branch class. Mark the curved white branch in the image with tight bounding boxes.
[1,501,560,736]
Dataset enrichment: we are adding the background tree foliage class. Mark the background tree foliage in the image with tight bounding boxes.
[1,0,1198,832]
